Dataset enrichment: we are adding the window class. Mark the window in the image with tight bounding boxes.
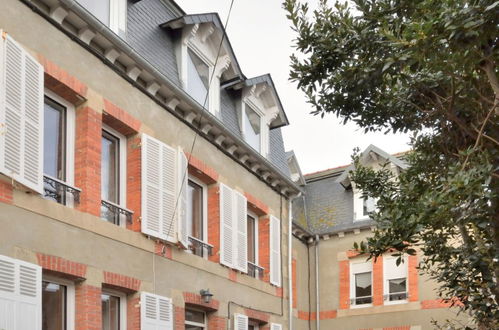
[187,178,208,257]
[362,196,376,217]
[42,277,75,330]
[249,321,260,330]
[76,0,127,37]
[43,92,76,206]
[101,127,127,225]
[353,190,377,221]
[242,105,261,152]
[247,212,261,278]
[185,308,206,329]
[383,256,408,304]
[186,48,211,109]
[350,260,372,307]
[101,290,126,330]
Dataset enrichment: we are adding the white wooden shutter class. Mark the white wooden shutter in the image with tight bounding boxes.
[0,32,44,194]
[234,313,248,330]
[177,149,189,248]
[141,134,177,243]
[271,323,282,330]
[0,254,42,330]
[140,292,173,330]
[220,183,234,268]
[233,191,248,273]
[270,215,281,287]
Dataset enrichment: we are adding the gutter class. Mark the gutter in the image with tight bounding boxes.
[314,235,320,330]
[22,0,301,198]
[288,192,302,330]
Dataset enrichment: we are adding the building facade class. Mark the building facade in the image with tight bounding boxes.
[0,0,300,329]
[289,146,463,330]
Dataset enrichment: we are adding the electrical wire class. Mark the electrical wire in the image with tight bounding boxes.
[165,0,237,238]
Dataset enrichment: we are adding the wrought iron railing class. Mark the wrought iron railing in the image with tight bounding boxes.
[247,262,264,279]
[43,175,81,205]
[101,200,133,225]
[350,296,373,305]
[188,236,213,257]
[384,292,408,301]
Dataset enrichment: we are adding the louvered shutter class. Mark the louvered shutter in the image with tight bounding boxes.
[234,313,248,330]
[271,323,282,330]
[220,183,234,267]
[233,191,248,272]
[0,32,44,194]
[177,149,189,248]
[0,254,42,330]
[141,134,177,243]
[141,292,173,330]
[270,215,281,286]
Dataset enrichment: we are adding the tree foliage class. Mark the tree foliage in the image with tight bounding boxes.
[284,0,499,328]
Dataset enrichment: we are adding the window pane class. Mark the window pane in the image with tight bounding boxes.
[363,197,376,216]
[76,0,110,26]
[42,281,66,330]
[43,98,66,180]
[101,294,120,330]
[243,106,261,152]
[247,215,256,263]
[101,132,119,203]
[187,49,210,108]
[389,278,407,300]
[185,309,205,323]
[355,272,372,304]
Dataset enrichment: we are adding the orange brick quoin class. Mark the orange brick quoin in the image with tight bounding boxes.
[183,291,220,311]
[408,255,419,302]
[372,256,384,306]
[208,315,227,330]
[127,135,142,232]
[228,269,238,282]
[103,271,141,292]
[258,216,271,283]
[421,298,462,309]
[174,306,185,330]
[75,284,101,330]
[36,253,87,279]
[185,152,219,185]
[244,192,269,216]
[208,185,220,263]
[127,296,140,330]
[37,54,88,104]
[339,260,350,309]
[0,181,13,204]
[244,308,270,323]
[75,106,102,217]
[103,99,141,135]
[292,258,297,308]
[297,310,337,321]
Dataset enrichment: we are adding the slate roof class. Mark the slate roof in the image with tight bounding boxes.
[126,0,291,179]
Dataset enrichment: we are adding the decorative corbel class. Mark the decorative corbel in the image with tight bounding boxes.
[214,54,231,78]
[183,24,200,45]
[199,24,215,43]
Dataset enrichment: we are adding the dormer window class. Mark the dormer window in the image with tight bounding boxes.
[76,0,127,37]
[242,104,262,152]
[186,48,211,108]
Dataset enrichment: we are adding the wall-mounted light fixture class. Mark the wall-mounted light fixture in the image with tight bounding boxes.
[199,289,213,304]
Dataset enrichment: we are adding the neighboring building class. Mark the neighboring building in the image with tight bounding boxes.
[289,145,462,330]
[0,0,300,329]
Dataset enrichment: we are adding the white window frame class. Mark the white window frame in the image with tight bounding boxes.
[43,89,76,206]
[109,0,127,38]
[185,45,214,111]
[383,255,408,305]
[42,275,75,330]
[349,259,373,308]
[187,175,209,259]
[101,288,127,329]
[184,307,206,329]
[102,124,127,227]
[249,320,260,330]
[353,189,377,222]
[241,100,268,157]
[247,210,260,275]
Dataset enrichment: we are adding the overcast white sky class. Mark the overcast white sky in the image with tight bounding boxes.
[176,0,410,174]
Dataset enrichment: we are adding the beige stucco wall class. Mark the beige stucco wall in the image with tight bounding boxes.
[0,0,291,326]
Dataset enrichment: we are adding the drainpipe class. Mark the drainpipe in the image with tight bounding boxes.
[315,235,320,330]
[288,193,301,330]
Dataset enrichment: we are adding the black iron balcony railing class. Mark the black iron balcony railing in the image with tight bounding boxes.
[188,236,213,257]
[43,175,81,205]
[384,292,408,301]
[101,200,133,225]
[247,262,264,279]
[350,295,373,305]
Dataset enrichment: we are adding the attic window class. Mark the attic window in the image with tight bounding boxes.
[243,105,261,152]
[76,0,127,37]
[186,49,210,108]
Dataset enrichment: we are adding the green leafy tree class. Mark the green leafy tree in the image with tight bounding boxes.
[284,0,498,328]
